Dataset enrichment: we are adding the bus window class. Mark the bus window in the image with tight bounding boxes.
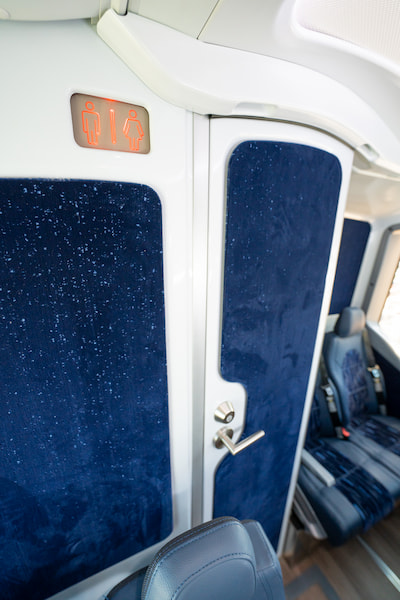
[379,259,400,354]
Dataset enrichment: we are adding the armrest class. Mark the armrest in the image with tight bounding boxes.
[301,449,336,487]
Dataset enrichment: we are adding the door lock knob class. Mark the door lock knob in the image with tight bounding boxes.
[214,401,235,423]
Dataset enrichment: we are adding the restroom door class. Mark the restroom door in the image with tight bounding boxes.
[202,119,353,550]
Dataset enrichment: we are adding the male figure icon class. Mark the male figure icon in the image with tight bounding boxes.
[81,101,101,145]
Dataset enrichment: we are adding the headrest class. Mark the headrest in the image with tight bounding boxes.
[334,307,365,338]
[142,517,257,600]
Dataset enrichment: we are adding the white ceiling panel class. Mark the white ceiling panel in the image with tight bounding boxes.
[295,0,400,69]
[128,0,219,37]
[0,0,100,20]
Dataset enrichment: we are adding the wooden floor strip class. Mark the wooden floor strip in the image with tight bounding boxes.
[284,565,340,600]
[281,507,400,600]
[357,537,400,594]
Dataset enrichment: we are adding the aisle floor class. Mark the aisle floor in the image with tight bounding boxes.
[281,507,400,599]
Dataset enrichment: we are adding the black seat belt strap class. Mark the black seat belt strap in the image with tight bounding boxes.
[362,329,387,415]
[319,357,347,439]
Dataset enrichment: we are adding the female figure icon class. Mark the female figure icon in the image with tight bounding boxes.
[123,110,144,151]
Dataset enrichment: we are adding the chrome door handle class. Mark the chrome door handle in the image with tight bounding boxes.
[214,426,265,456]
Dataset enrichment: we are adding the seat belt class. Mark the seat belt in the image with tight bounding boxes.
[362,329,387,416]
[319,357,349,440]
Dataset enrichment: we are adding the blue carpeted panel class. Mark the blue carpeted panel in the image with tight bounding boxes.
[213,141,342,548]
[0,180,172,600]
[329,219,370,315]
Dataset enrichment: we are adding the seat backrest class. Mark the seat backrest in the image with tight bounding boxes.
[323,307,378,424]
[141,517,284,600]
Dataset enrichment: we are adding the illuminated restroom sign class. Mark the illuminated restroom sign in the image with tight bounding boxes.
[71,93,150,154]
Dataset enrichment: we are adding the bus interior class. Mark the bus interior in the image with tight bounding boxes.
[1,1,400,598]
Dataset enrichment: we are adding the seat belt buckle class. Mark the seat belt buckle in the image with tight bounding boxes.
[321,384,335,411]
[321,383,334,398]
[341,427,351,440]
[368,365,383,392]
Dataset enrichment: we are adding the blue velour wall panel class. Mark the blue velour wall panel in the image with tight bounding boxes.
[213,141,342,548]
[0,180,172,600]
[329,218,370,314]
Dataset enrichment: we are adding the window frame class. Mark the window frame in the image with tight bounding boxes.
[364,224,400,366]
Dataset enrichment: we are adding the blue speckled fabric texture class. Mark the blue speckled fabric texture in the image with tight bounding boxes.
[0,180,172,600]
[342,349,370,420]
[329,219,370,315]
[213,141,342,548]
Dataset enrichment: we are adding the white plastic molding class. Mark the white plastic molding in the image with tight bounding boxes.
[97,9,400,170]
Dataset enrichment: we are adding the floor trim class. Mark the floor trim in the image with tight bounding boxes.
[357,536,400,594]
[284,564,341,600]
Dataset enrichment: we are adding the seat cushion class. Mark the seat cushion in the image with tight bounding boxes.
[297,465,363,545]
[347,417,400,479]
[303,437,395,543]
[327,436,400,500]
[352,415,400,455]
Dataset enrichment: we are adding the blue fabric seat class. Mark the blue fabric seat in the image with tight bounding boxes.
[105,517,285,600]
[323,306,400,477]
[297,372,400,546]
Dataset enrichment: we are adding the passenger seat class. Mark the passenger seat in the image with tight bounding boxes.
[105,517,285,600]
[296,371,400,546]
[323,306,400,477]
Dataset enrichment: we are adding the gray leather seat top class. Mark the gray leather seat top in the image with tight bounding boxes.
[107,517,285,600]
